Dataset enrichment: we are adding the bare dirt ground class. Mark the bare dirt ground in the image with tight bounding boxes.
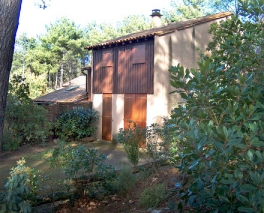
[54,165,180,213]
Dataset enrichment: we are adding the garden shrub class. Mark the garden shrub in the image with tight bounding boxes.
[2,129,20,151]
[116,121,145,166]
[139,183,167,208]
[117,121,174,167]
[169,2,264,212]
[49,142,116,197]
[5,98,51,146]
[4,74,51,147]
[112,164,137,196]
[145,121,174,166]
[53,107,99,141]
[0,158,40,213]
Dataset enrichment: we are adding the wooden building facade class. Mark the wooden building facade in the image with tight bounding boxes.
[86,11,232,142]
[92,40,154,94]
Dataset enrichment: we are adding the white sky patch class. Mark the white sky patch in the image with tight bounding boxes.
[17,0,171,37]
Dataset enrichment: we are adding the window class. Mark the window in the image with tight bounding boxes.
[102,50,113,66]
[132,44,145,64]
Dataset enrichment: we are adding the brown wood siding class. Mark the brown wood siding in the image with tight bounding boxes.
[93,50,114,93]
[93,50,102,93]
[124,94,147,147]
[102,94,112,141]
[125,63,147,93]
[102,50,113,66]
[87,69,91,101]
[115,47,125,93]
[132,44,145,64]
[92,40,154,94]
[101,66,113,93]
[41,102,92,122]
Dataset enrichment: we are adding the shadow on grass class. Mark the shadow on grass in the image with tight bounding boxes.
[0,140,152,196]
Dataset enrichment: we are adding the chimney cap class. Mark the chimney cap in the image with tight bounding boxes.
[150,9,163,17]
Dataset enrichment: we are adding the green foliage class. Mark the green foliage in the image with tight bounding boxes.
[139,183,167,208]
[145,122,174,165]
[84,22,119,46]
[2,129,20,152]
[5,98,51,146]
[12,19,88,94]
[116,121,145,166]
[112,164,137,196]
[54,108,99,141]
[85,15,150,47]
[163,0,213,23]
[4,73,51,147]
[117,121,175,167]
[116,15,151,35]
[169,3,264,211]
[0,159,40,213]
[8,74,30,103]
[49,142,116,197]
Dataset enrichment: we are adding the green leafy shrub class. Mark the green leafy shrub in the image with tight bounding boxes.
[116,121,145,166]
[49,142,116,197]
[4,74,51,147]
[145,121,174,166]
[139,183,167,208]
[2,129,20,151]
[53,108,99,141]
[0,158,40,213]
[5,99,51,146]
[169,4,264,212]
[117,121,175,167]
[112,164,137,196]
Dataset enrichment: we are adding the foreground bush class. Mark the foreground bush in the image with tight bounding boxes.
[169,3,264,212]
[139,183,167,208]
[49,142,116,197]
[0,159,40,213]
[117,121,173,167]
[2,129,20,151]
[116,121,145,166]
[54,108,98,141]
[112,164,137,196]
[5,99,51,146]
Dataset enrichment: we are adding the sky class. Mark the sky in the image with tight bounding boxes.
[17,0,172,37]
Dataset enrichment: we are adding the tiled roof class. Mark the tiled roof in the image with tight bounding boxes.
[33,76,87,103]
[85,11,232,50]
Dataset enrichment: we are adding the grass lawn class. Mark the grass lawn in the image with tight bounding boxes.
[0,140,148,195]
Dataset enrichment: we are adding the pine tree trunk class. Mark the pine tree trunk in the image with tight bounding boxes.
[55,72,58,90]
[0,0,23,152]
[60,64,63,88]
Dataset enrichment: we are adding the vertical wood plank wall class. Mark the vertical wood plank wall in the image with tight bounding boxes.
[93,40,154,94]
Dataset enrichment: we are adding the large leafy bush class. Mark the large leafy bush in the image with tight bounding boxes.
[116,121,144,166]
[54,107,99,141]
[169,2,264,212]
[116,121,173,166]
[5,76,51,147]
[5,100,51,146]
[49,142,116,197]
[0,159,40,213]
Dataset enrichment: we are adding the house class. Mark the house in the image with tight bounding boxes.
[34,75,92,122]
[85,10,232,141]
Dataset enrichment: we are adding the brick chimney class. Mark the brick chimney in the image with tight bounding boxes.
[150,9,162,28]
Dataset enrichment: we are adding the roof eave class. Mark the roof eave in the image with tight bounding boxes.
[85,11,233,50]
[85,34,155,50]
